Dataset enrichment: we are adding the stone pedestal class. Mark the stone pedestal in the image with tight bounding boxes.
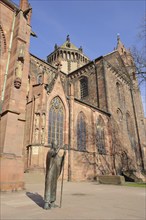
[97,175,125,185]
[0,154,25,191]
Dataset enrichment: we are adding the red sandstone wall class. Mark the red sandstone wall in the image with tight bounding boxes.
[0,0,32,191]
[104,53,145,172]
[0,2,14,100]
[69,100,112,180]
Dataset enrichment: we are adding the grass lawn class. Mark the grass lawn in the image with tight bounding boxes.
[124,182,146,187]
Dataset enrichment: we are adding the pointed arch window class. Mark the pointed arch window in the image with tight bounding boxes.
[126,112,136,149]
[96,116,106,155]
[116,82,125,108]
[48,97,64,146]
[80,76,88,99]
[116,82,121,102]
[117,108,123,122]
[37,74,42,84]
[117,108,123,130]
[77,112,86,151]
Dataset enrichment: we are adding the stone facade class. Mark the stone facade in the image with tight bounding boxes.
[0,0,146,191]
[47,35,90,74]
[0,0,32,191]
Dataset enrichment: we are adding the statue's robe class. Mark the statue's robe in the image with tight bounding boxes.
[44,148,65,204]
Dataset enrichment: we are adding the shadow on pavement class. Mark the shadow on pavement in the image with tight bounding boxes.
[26,192,44,208]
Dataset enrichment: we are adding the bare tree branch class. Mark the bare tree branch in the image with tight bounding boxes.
[131,14,146,83]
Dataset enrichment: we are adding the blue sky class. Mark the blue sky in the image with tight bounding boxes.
[13,0,145,115]
[13,0,145,59]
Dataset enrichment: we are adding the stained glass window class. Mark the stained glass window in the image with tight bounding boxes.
[96,116,106,155]
[48,96,64,146]
[77,112,86,151]
[80,77,88,99]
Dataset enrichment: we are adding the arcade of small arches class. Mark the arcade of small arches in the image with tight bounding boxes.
[0,24,7,55]
[47,49,89,64]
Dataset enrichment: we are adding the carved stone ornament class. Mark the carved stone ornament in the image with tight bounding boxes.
[18,44,25,62]
[14,57,24,89]
[14,77,22,89]
[15,60,23,79]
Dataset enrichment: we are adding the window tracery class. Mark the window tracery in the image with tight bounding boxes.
[48,97,64,146]
[77,112,86,151]
[80,76,88,99]
[96,116,106,154]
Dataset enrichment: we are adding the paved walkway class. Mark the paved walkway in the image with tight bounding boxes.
[1,173,146,220]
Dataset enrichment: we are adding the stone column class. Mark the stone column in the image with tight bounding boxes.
[0,1,32,191]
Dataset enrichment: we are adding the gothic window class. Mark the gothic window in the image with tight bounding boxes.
[126,112,136,149]
[117,108,123,122]
[116,82,121,102]
[37,75,42,84]
[80,76,88,99]
[96,116,106,155]
[48,97,64,146]
[116,82,124,107]
[77,112,86,151]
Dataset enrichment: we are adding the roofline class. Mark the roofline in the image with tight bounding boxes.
[94,56,103,62]
[68,55,103,76]
[74,98,111,116]
[30,53,67,75]
[47,46,90,60]
[1,0,19,11]
[103,50,117,58]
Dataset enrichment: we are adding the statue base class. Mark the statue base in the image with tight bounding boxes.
[0,153,25,191]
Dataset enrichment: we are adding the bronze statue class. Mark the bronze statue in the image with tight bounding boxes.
[44,142,66,210]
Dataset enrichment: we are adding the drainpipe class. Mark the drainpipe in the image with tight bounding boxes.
[30,96,35,144]
[68,96,71,181]
[67,81,72,181]
[1,10,16,102]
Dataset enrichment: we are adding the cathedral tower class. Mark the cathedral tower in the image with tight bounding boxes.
[47,35,90,74]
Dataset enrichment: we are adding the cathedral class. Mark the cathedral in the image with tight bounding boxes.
[0,0,146,191]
